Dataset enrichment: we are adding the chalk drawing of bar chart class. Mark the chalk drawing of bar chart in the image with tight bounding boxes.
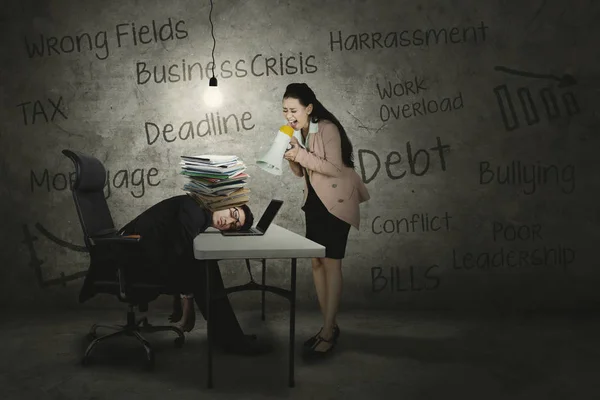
[493,66,580,131]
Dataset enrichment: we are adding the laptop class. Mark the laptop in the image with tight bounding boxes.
[221,199,283,236]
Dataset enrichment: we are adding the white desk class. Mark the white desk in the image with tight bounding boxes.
[194,223,325,388]
[194,224,325,260]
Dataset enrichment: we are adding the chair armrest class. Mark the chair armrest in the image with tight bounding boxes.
[91,235,142,245]
[90,228,119,237]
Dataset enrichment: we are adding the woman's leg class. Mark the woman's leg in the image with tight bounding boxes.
[311,257,327,320]
[313,257,343,352]
[304,257,328,342]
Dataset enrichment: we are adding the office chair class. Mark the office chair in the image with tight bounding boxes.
[62,149,185,370]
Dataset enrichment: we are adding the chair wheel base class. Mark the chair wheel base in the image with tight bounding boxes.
[82,311,183,371]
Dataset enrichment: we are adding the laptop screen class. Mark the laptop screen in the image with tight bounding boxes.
[256,200,283,232]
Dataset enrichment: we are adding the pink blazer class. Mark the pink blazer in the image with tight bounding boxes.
[289,119,370,230]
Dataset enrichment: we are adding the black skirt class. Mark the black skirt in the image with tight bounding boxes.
[302,173,351,259]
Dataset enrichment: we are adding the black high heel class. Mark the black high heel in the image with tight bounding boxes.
[303,327,322,348]
[304,335,336,357]
[303,325,340,347]
[333,325,340,341]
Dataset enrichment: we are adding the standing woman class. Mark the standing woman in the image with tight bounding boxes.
[282,83,370,356]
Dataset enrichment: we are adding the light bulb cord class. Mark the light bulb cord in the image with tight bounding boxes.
[209,0,216,79]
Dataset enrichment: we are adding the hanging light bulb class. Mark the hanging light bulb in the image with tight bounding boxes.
[204,76,222,107]
[203,0,223,107]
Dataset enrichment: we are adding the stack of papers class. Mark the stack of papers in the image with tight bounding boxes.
[180,154,250,211]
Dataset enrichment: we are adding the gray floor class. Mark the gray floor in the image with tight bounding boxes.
[0,306,598,400]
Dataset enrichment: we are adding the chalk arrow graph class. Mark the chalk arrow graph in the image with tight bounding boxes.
[22,223,88,288]
[35,222,87,252]
[494,66,577,87]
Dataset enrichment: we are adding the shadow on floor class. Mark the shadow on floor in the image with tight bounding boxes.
[66,310,600,396]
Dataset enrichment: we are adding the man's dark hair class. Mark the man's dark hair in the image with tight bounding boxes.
[239,204,254,231]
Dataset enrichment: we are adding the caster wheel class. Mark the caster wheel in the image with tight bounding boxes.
[174,336,185,348]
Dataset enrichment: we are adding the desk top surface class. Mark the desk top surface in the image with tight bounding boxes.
[193,224,326,260]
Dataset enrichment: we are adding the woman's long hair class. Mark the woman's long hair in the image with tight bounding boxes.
[283,83,355,169]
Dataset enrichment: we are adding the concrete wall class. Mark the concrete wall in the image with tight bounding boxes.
[1,0,598,311]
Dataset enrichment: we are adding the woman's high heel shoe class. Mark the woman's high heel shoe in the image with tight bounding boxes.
[303,328,322,348]
[303,325,340,347]
[334,325,340,340]
[304,335,336,358]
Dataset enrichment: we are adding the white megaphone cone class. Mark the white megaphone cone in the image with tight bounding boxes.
[257,125,295,175]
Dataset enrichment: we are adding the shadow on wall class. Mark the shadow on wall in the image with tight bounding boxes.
[22,222,88,289]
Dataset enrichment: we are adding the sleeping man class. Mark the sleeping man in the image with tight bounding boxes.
[81,194,270,355]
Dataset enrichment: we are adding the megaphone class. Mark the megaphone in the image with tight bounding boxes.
[257,125,296,175]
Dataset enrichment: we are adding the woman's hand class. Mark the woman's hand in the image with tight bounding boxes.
[283,135,300,161]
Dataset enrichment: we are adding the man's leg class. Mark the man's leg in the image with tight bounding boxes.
[192,260,270,354]
[173,293,196,332]
[192,260,246,341]
[169,295,183,323]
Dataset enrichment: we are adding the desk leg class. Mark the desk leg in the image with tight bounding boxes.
[289,257,296,388]
[261,258,266,321]
[206,264,213,389]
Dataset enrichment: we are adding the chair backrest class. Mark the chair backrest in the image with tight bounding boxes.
[62,150,116,249]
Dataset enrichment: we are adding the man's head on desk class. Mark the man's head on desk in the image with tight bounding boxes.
[211,204,254,231]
